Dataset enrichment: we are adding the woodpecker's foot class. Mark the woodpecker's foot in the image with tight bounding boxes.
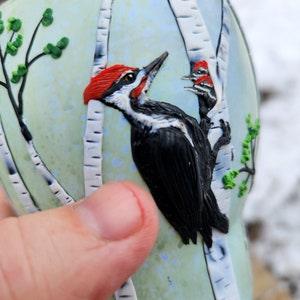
[220,119,231,145]
[212,119,231,157]
[200,117,212,134]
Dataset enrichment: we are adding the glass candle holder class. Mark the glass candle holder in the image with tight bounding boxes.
[0,1,259,299]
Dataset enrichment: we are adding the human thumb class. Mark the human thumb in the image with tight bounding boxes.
[0,181,159,300]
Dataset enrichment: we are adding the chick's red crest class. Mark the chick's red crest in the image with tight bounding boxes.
[194,75,213,86]
[193,60,208,72]
[83,65,136,104]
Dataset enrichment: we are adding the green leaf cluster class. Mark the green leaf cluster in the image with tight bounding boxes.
[238,180,248,198]
[241,114,260,164]
[223,170,239,189]
[43,37,69,59]
[11,64,28,83]
[7,17,22,32]
[0,12,23,35]
[223,171,249,198]
[246,114,260,139]
[6,34,23,56]
[0,12,5,34]
[222,114,260,198]
[0,7,70,143]
[42,8,53,26]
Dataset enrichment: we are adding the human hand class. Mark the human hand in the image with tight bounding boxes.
[0,181,159,300]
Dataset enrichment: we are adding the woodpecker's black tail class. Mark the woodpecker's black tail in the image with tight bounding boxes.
[200,189,229,248]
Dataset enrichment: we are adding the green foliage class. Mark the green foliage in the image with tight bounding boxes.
[238,180,248,198]
[42,8,53,26]
[13,34,23,48]
[246,114,260,139]
[17,64,27,76]
[10,71,20,83]
[5,34,23,56]
[0,7,69,121]
[10,64,28,84]
[222,114,260,198]
[56,37,69,50]
[0,7,69,143]
[0,12,3,34]
[223,170,239,189]
[43,37,69,59]
[6,41,17,56]
[7,17,22,32]
[0,18,5,34]
[241,114,260,165]
[1,9,68,59]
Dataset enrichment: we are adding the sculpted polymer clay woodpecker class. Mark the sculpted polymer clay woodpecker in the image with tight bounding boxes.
[83,52,231,248]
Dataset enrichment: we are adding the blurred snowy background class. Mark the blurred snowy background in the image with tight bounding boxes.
[230,0,300,298]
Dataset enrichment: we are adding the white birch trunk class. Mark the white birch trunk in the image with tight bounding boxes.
[26,141,75,205]
[0,118,39,213]
[83,99,104,195]
[83,0,113,196]
[169,1,240,299]
[93,0,114,76]
[84,1,138,298]
[209,0,232,217]
[168,0,222,106]
[114,278,138,300]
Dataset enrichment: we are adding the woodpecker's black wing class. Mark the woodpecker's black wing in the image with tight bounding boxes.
[131,124,206,245]
[129,100,228,247]
[188,118,229,242]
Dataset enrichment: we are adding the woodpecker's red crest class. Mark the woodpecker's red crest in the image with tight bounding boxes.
[83,65,136,104]
[83,52,169,107]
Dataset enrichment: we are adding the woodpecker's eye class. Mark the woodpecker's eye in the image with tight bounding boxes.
[123,72,136,83]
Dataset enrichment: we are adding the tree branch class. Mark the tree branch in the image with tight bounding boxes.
[0,47,19,114]
[239,165,255,176]
[0,81,7,88]
[3,31,15,62]
[17,20,43,116]
[25,19,42,65]
[28,52,46,67]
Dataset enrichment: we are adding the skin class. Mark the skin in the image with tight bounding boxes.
[0,181,159,300]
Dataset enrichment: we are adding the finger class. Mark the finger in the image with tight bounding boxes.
[0,181,159,300]
[0,187,16,219]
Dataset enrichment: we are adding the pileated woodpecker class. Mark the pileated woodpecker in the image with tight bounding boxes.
[83,52,230,247]
[184,60,217,126]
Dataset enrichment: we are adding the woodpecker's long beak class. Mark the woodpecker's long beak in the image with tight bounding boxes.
[144,51,169,76]
[182,74,194,81]
[142,52,168,93]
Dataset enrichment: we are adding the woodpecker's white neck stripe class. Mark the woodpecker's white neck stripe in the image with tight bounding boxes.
[132,112,195,147]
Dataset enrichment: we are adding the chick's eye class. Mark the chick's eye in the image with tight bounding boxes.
[123,72,136,83]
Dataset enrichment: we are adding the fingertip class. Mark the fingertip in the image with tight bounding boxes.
[118,180,159,241]
[72,181,159,298]
[76,181,159,244]
[0,187,16,219]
